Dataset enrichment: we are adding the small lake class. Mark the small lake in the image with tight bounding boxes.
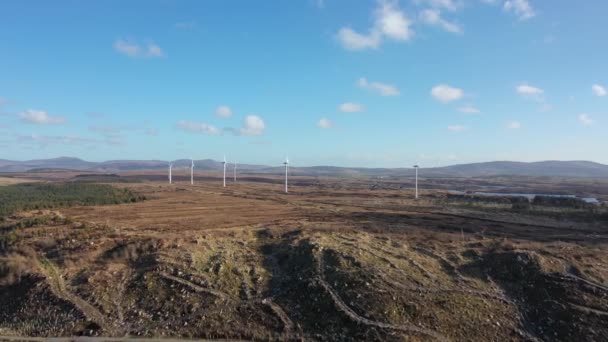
[448,191,599,204]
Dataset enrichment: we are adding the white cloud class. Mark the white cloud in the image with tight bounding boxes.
[239,115,266,136]
[176,120,221,135]
[114,39,164,58]
[114,39,140,57]
[431,84,464,102]
[414,0,461,11]
[89,124,125,135]
[16,134,99,147]
[339,102,365,113]
[104,136,126,146]
[224,115,267,136]
[375,0,414,41]
[516,84,543,96]
[318,118,333,129]
[506,121,521,129]
[516,84,544,102]
[420,9,463,34]
[336,28,382,51]
[592,84,607,97]
[578,114,594,126]
[516,84,550,110]
[215,105,233,118]
[146,43,164,57]
[504,0,535,20]
[336,0,413,51]
[447,125,467,132]
[88,123,157,143]
[357,77,400,96]
[19,110,65,125]
[458,104,480,114]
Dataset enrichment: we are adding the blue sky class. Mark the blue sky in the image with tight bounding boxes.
[0,0,606,167]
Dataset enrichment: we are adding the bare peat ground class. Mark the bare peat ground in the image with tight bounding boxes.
[1,173,607,341]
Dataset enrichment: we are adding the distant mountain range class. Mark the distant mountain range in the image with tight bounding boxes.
[0,157,607,178]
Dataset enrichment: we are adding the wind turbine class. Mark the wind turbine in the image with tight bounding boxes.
[283,156,289,193]
[222,155,227,188]
[233,161,237,182]
[190,158,194,185]
[168,162,173,184]
[413,164,419,200]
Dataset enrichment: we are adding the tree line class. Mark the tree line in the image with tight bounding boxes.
[0,183,145,219]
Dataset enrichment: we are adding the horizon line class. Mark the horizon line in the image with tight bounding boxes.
[1,156,606,170]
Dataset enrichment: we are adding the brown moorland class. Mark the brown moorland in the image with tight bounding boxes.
[1,172,607,341]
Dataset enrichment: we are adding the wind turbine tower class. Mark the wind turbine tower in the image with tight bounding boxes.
[233,161,237,182]
[168,162,173,184]
[222,156,227,188]
[190,158,194,185]
[284,156,289,193]
[413,165,419,200]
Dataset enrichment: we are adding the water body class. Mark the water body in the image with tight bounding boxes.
[448,191,599,204]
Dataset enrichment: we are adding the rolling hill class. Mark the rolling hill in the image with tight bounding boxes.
[0,157,607,178]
